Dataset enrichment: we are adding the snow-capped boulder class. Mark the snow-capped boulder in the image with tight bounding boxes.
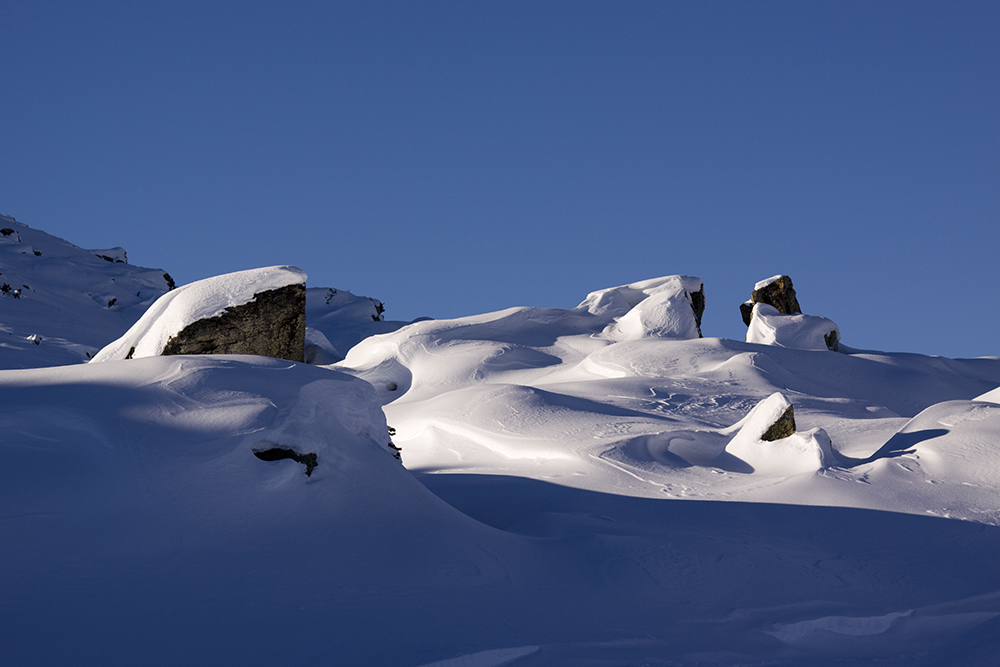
[740,274,801,326]
[579,275,705,340]
[91,266,308,363]
[746,303,841,351]
[725,392,833,475]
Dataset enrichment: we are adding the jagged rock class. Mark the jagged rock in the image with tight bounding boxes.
[689,283,705,337]
[162,283,306,361]
[741,275,801,326]
[761,404,796,441]
[252,446,318,476]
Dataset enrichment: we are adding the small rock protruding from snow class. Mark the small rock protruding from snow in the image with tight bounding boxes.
[725,392,833,475]
[578,275,705,340]
[90,247,128,263]
[91,266,308,363]
[740,274,801,326]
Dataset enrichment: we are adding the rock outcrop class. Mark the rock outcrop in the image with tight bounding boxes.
[90,266,308,363]
[741,274,801,326]
[741,275,840,352]
[161,283,306,361]
[761,404,796,441]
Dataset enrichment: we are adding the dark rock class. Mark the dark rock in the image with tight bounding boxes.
[253,446,318,476]
[824,330,840,352]
[689,284,705,337]
[761,405,797,441]
[741,275,802,326]
[161,283,306,362]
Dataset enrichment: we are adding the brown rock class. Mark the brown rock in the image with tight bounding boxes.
[761,405,797,441]
[741,275,802,326]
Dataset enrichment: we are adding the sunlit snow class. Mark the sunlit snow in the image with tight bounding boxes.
[2,216,1000,666]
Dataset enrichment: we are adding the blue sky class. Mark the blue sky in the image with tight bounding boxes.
[2,1,997,358]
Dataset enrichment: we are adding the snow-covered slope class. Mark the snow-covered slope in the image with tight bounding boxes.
[0,214,174,367]
[4,217,1000,665]
[4,355,1000,667]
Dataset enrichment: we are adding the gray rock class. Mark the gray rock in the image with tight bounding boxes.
[161,283,306,362]
[741,275,802,326]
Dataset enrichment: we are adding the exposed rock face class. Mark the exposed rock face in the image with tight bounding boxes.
[162,283,306,362]
[689,283,706,338]
[741,275,801,326]
[761,405,797,441]
[252,446,318,476]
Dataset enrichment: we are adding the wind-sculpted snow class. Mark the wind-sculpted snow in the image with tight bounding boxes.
[4,355,1000,666]
[746,301,841,350]
[335,280,1000,524]
[4,223,1000,666]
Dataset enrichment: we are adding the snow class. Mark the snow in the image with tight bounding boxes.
[754,273,787,291]
[723,392,834,475]
[579,274,703,340]
[745,301,840,350]
[89,265,307,362]
[0,214,172,368]
[975,385,1000,404]
[3,220,1000,665]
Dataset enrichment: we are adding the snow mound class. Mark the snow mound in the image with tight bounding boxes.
[975,385,1000,405]
[746,302,840,351]
[717,392,833,475]
[90,265,306,362]
[305,286,419,361]
[579,274,704,340]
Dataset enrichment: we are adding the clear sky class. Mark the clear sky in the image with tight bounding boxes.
[2,1,997,358]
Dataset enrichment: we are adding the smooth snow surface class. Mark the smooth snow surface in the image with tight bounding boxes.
[90,265,306,362]
[578,274,704,340]
[4,222,1000,666]
[745,301,840,350]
